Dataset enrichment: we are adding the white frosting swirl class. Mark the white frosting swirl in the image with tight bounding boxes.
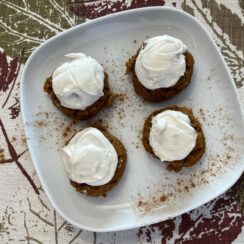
[62,127,118,186]
[52,53,104,110]
[149,110,197,162]
[135,35,187,90]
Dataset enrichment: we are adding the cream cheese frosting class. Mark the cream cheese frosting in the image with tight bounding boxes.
[52,53,104,110]
[135,35,187,90]
[63,127,118,186]
[149,110,197,162]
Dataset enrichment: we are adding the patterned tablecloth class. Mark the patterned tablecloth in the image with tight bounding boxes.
[0,0,243,243]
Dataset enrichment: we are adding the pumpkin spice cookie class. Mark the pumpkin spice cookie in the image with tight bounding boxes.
[63,127,127,197]
[126,35,195,102]
[44,53,112,120]
[142,105,205,172]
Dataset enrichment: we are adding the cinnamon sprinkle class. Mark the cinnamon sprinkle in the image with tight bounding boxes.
[0,149,5,161]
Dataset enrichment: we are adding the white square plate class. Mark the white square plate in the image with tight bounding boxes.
[21,7,244,232]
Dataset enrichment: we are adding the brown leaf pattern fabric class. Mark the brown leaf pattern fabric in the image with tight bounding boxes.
[0,0,243,243]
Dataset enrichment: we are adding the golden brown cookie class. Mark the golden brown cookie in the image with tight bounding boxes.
[142,105,205,172]
[126,48,195,102]
[44,72,111,120]
[70,127,127,197]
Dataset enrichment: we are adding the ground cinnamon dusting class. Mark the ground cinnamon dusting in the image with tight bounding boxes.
[33,120,47,128]
[134,164,219,215]
[44,112,49,119]
[11,137,16,142]
[11,130,28,147]
[160,195,167,202]
[107,93,125,106]
[199,108,206,122]
[184,186,189,192]
[0,149,5,161]
[21,136,27,146]
[62,124,75,138]
[136,192,172,215]
[137,200,143,207]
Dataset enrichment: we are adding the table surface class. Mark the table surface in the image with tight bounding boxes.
[0,0,243,243]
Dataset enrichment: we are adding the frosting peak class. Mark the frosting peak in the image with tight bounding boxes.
[135,35,187,90]
[63,127,118,186]
[52,53,104,110]
[149,110,197,162]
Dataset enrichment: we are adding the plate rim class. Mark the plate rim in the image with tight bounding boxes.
[20,6,244,232]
